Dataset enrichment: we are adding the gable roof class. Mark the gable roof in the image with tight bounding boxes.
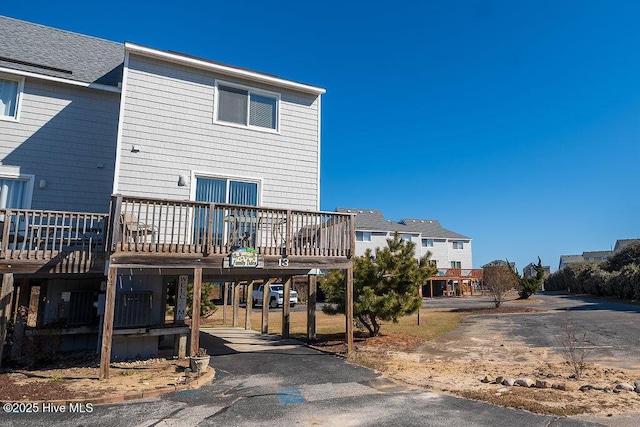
[0,15,123,87]
[400,218,470,239]
[334,208,470,239]
[614,239,640,253]
[559,255,584,269]
[582,250,612,259]
[335,208,407,232]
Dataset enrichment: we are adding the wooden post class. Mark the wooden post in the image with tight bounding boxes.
[307,274,317,342]
[189,267,202,356]
[346,265,354,354]
[282,277,291,339]
[232,282,240,328]
[11,279,29,358]
[418,283,422,325]
[0,273,14,367]
[430,279,433,299]
[245,280,254,330]
[222,282,228,326]
[262,278,275,334]
[100,267,117,380]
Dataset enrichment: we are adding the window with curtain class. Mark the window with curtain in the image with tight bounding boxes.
[194,176,259,246]
[0,77,21,120]
[0,178,29,209]
[216,82,278,130]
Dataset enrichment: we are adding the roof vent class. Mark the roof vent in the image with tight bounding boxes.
[429,220,433,223]
[421,220,424,223]
[359,210,363,213]
[346,209,351,213]
[369,211,373,213]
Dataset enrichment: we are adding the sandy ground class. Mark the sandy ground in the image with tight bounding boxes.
[351,309,640,418]
[0,357,192,402]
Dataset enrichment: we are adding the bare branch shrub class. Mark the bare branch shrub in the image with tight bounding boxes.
[558,313,591,379]
[482,265,517,307]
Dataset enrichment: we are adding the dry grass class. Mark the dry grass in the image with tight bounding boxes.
[200,305,465,345]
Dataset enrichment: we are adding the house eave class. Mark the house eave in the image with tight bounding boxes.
[125,43,326,96]
[0,66,122,93]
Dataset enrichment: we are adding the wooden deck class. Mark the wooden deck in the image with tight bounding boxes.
[0,195,355,274]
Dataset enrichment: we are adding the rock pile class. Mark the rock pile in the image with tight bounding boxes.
[480,374,640,393]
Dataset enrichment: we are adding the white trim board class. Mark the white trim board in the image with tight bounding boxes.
[0,67,121,93]
[125,43,326,96]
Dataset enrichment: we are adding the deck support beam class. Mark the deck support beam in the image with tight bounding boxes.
[189,267,202,356]
[0,273,14,367]
[307,274,317,342]
[232,282,240,327]
[282,277,291,339]
[346,265,354,355]
[100,267,117,380]
[222,282,228,326]
[261,278,275,333]
[245,280,254,330]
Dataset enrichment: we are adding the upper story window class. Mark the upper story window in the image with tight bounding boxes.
[451,261,461,268]
[400,234,412,242]
[0,76,23,121]
[452,241,464,249]
[422,238,433,247]
[356,231,371,242]
[215,81,279,131]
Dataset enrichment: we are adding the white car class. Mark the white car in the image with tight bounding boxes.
[252,284,298,308]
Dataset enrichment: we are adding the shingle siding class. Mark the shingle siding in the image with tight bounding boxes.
[116,54,319,210]
[0,77,119,212]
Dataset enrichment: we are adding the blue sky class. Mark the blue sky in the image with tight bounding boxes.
[3,1,640,271]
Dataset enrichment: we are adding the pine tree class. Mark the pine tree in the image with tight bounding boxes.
[320,233,436,337]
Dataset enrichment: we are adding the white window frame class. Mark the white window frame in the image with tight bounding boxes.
[0,170,35,209]
[190,171,263,205]
[422,238,433,247]
[214,80,280,133]
[451,261,461,269]
[400,234,413,242]
[0,74,24,122]
[356,231,371,242]
[452,241,464,250]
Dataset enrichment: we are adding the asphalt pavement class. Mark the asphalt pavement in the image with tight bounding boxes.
[3,323,604,426]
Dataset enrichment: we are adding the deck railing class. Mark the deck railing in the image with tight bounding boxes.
[109,195,355,258]
[0,209,106,261]
[0,196,355,264]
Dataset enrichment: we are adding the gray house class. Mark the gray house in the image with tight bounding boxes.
[0,16,355,375]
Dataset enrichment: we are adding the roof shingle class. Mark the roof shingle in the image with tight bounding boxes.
[0,16,123,87]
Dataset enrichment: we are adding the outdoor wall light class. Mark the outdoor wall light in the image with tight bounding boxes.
[131,145,140,153]
[38,179,47,189]
[178,175,188,187]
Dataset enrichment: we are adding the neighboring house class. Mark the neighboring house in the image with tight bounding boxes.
[483,260,516,270]
[335,208,480,296]
[582,251,612,263]
[558,250,612,270]
[613,239,640,253]
[0,16,355,375]
[336,208,473,269]
[522,263,551,291]
[558,255,584,270]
